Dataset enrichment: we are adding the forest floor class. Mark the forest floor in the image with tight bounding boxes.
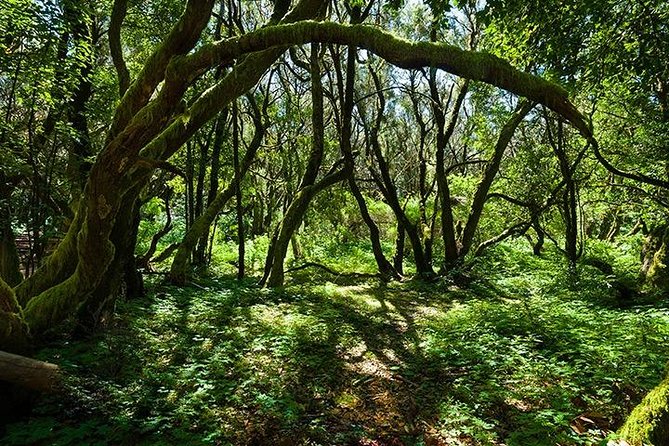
[2,243,669,446]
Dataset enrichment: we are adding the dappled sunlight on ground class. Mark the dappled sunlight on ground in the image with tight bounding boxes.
[3,245,669,445]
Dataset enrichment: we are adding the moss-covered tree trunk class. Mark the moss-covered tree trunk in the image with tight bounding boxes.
[0,277,29,352]
[261,43,349,288]
[263,190,314,287]
[0,182,23,287]
[642,224,669,292]
[13,0,216,338]
[76,187,143,332]
[618,368,669,445]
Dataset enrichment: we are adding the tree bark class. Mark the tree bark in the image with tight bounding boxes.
[430,73,469,268]
[366,68,433,276]
[0,277,29,352]
[348,177,400,280]
[197,109,228,263]
[75,186,143,332]
[546,114,581,268]
[232,101,246,280]
[109,0,130,97]
[137,190,173,270]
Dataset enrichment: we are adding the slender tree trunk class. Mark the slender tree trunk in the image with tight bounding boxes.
[410,78,432,266]
[109,0,130,97]
[335,18,398,281]
[265,191,312,287]
[232,101,246,280]
[169,101,265,285]
[185,140,195,232]
[138,190,173,269]
[430,72,469,269]
[192,130,211,266]
[393,221,405,276]
[349,177,399,280]
[532,214,545,256]
[197,109,228,263]
[263,43,350,287]
[547,116,580,268]
[367,68,433,276]
[65,4,95,199]
[460,100,534,257]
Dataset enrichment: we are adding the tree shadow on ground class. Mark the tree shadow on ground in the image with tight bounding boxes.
[4,269,669,446]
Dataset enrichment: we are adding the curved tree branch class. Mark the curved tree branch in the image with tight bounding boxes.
[181,21,591,138]
[593,142,669,190]
[109,0,130,97]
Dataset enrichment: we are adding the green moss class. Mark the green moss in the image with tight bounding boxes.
[14,209,82,306]
[619,370,669,445]
[22,216,116,336]
[0,276,29,351]
[647,232,669,290]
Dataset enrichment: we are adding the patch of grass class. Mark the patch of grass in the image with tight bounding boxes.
[3,241,668,445]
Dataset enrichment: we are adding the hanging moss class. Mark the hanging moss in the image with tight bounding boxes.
[619,370,669,446]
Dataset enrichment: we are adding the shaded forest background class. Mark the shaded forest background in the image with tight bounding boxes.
[0,0,668,444]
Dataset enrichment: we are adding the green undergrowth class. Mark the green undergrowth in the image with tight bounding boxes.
[3,242,669,445]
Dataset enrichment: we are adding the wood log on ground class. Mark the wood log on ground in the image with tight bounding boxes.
[0,350,60,392]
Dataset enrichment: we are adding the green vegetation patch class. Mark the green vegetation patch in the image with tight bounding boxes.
[3,243,669,445]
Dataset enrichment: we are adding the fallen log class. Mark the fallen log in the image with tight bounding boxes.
[0,350,60,392]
